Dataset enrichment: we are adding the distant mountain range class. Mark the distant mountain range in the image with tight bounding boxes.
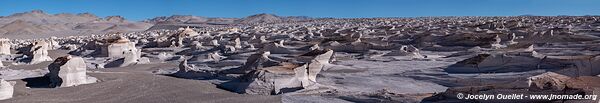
[0,10,313,39]
[143,13,312,24]
[0,10,152,39]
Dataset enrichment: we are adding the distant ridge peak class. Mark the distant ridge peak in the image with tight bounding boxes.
[30,10,46,14]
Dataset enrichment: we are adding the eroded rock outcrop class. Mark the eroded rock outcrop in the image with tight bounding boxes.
[219,49,335,95]
[0,38,10,55]
[178,27,199,37]
[104,48,143,68]
[26,40,53,64]
[47,56,97,87]
[445,51,547,73]
[527,72,571,90]
[383,45,425,58]
[220,51,278,74]
[99,36,137,58]
[0,79,13,100]
[171,60,214,79]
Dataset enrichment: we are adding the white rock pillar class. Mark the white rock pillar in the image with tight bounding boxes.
[0,79,13,100]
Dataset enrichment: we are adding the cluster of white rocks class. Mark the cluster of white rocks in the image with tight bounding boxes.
[0,16,599,102]
[218,49,335,95]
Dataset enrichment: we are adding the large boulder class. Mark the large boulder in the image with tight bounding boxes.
[27,40,53,64]
[47,56,97,87]
[297,49,335,82]
[219,49,335,95]
[47,37,61,50]
[220,63,312,95]
[104,48,142,68]
[99,36,137,58]
[0,79,13,100]
[0,38,10,55]
[178,27,199,37]
[220,51,279,74]
[233,38,242,49]
[171,60,214,79]
[527,72,571,90]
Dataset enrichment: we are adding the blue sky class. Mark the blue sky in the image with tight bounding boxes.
[1,0,599,21]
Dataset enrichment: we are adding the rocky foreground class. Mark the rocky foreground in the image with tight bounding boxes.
[0,16,600,103]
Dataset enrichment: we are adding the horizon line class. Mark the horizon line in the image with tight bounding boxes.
[3,10,600,22]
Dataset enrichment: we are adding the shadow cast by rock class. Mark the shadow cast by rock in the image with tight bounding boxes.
[22,76,54,88]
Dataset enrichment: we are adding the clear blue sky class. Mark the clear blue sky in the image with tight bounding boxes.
[1,0,599,21]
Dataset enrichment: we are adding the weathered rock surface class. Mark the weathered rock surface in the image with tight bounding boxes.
[0,79,14,100]
[0,38,10,55]
[47,55,97,87]
[25,40,53,64]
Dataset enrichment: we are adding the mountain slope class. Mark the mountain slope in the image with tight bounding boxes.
[0,10,153,39]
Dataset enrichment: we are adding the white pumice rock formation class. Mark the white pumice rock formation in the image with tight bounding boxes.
[210,39,220,46]
[233,38,242,49]
[0,79,13,100]
[100,36,138,58]
[172,60,213,79]
[48,37,61,50]
[0,38,10,55]
[178,27,199,37]
[4,14,600,102]
[0,61,3,68]
[506,33,518,45]
[490,35,504,49]
[527,72,571,90]
[384,45,425,58]
[27,40,53,64]
[48,55,97,87]
[120,49,142,67]
[219,49,335,95]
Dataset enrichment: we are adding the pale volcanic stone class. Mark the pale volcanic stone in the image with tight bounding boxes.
[28,40,53,64]
[0,38,10,55]
[48,56,97,87]
[0,79,13,100]
[102,37,138,58]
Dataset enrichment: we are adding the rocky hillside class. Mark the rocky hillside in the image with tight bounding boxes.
[0,10,152,39]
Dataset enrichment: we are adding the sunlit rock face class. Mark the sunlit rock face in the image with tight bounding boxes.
[527,72,571,90]
[27,40,53,64]
[48,37,61,50]
[99,37,138,58]
[47,55,97,88]
[178,27,199,37]
[0,79,13,100]
[219,49,335,95]
[0,38,10,55]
